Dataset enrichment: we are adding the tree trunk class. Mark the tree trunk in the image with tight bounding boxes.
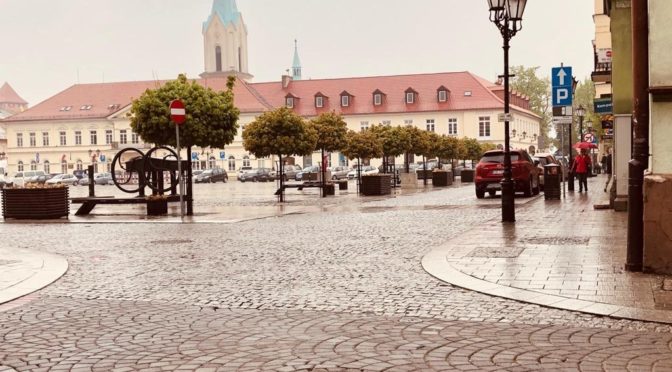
[357,158,362,194]
[278,153,284,202]
[423,155,427,186]
[186,146,193,216]
[321,149,326,198]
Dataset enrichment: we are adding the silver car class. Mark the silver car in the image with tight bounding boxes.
[46,173,79,186]
[329,166,350,180]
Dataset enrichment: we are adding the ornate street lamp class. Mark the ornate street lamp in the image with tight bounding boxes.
[488,0,528,223]
[576,105,586,142]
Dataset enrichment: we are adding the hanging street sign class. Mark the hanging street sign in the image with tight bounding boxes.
[553,116,573,125]
[594,98,613,114]
[498,113,514,123]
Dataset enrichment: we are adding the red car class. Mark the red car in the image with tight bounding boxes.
[475,149,541,199]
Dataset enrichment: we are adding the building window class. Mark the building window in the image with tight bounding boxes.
[215,46,222,72]
[105,130,113,145]
[382,120,391,126]
[30,161,37,171]
[315,96,323,108]
[406,92,415,104]
[59,131,67,146]
[448,118,458,135]
[44,160,50,173]
[286,97,294,108]
[242,156,250,167]
[119,130,127,145]
[29,133,36,147]
[374,94,382,106]
[341,95,350,107]
[426,119,435,132]
[42,132,49,146]
[438,90,448,102]
[131,132,139,144]
[360,121,369,131]
[404,119,413,125]
[61,160,68,174]
[479,116,491,137]
[75,131,82,145]
[76,160,83,171]
[17,133,23,147]
[228,156,236,171]
[17,161,23,172]
[90,130,97,145]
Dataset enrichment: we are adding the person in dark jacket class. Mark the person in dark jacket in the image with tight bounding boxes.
[601,148,613,192]
[572,149,591,193]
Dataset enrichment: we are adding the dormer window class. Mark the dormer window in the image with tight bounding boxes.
[405,88,418,104]
[314,92,328,108]
[372,89,385,106]
[285,93,299,108]
[340,91,353,107]
[437,86,450,102]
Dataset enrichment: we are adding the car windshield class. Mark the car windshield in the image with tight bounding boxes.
[480,153,520,164]
[202,170,213,175]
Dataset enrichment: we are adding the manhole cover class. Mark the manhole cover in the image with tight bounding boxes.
[663,279,672,291]
[520,236,590,245]
[150,239,194,245]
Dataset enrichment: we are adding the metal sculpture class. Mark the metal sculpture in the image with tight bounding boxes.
[110,146,183,196]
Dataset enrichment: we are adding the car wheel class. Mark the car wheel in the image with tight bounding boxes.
[253,177,258,182]
[524,177,533,197]
[488,190,496,197]
[476,189,485,199]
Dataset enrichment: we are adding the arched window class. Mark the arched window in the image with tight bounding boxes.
[76,160,83,171]
[30,160,37,171]
[61,160,68,174]
[44,160,50,174]
[215,46,222,72]
[242,155,250,167]
[228,156,236,171]
[209,156,216,169]
[17,161,24,172]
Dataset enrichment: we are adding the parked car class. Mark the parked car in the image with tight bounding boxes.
[78,176,90,186]
[195,168,228,183]
[346,165,378,180]
[11,171,46,187]
[237,166,253,179]
[296,165,320,181]
[475,149,541,199]
[94,173,114,185]
[533,153,560,190]
[192,170,204,177]
[239,168,275,182]
[280,164,302,181]
[46,173,79,186]
[329,166,350,180]
[73,169,88,180]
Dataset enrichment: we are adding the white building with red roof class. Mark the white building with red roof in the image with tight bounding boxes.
[0,0,541,175]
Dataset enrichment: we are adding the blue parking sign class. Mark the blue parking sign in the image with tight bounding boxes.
[219,151,225,159]
[552,87,572,106]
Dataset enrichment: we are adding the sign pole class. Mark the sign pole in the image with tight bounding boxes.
[176,125,184,220]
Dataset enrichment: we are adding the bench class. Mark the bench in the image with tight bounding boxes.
[70,195,182,216]
[274,181,335,196]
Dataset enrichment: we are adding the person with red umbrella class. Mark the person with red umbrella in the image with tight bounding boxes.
[572,148,592,192]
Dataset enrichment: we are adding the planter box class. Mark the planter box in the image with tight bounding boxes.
[432,171,453,187]
[2,187,69,220]
[361,174,392,196]
[146,199,168,216]
[416,170,432,180]
[399,172,418,189]
[460,169,475,183]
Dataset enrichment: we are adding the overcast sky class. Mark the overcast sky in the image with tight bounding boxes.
[0,0,596,106]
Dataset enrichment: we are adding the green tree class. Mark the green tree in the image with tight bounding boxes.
[309,112,348,196]
[129,74,240,215]
[434,135,461,168]
[403,126,431,173]
[243,107,317,201]
[461,138,483,167]
[342,129,383,187]
[509,66,552,148]
[370,125,410,173]
[574,78,602,140]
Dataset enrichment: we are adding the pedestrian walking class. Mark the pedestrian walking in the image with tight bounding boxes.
[601,148,613,192]
[572,149,591,193]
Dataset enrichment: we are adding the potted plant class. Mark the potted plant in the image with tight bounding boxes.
[2,183,69,220]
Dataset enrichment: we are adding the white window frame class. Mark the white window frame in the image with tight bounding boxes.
[374,94,382,106]
[119,130,127,145]
[360,121,369,131]
[17,161,24,172]
[315,96,323,108]
[29,132,36,147]
[75,131,82,145]
[17,133,23,148]
[42,132,49,147]
[406,92,415,104]
[426,119,435,132]
[105,130,113,145]
[59,131,67,146]
[131,132,139,144]
[404,119,413,125]
[90,130,97,145]
[341,95,350,107]
[382,120,391,126]
[448,118,458,135]
[286,97,294,108]
[479,116,491,137]
[438,90,448,102]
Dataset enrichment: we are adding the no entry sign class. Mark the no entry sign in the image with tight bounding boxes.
[170,100,186,125]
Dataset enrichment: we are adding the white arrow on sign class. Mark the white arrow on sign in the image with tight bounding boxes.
[557,68,567,86]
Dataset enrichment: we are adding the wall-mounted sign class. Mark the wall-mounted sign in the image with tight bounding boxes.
[594,98,613,114]
[597,48,612,64]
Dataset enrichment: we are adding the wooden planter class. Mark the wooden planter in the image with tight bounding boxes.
[416,170,432,180]
[146,199,168,216]
[432,171,453,187]
[2,187,69,220]
[361,174,392,196]
[461,169,475,183]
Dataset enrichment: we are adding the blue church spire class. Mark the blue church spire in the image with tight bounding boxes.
[203,0,242,31]
[292,39,302,81]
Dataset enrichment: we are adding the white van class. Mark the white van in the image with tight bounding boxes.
[10,171,46,187]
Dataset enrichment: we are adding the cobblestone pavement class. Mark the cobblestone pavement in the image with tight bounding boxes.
[1,181,672,370]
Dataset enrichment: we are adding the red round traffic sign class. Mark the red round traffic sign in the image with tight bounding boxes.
[170,100,186,125]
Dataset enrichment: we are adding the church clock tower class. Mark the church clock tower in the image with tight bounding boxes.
[201,0,253,81]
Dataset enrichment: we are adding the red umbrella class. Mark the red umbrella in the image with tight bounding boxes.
[573,142,598,150]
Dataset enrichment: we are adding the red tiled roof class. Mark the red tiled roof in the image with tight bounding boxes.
[0,82,28,105]
[249,71,538,118]
[3,77,271,122]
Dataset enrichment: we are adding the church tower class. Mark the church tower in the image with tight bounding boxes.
[292,40,302,81]
[201,0,253,81]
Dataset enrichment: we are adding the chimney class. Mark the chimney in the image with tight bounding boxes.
[282,75,292,89]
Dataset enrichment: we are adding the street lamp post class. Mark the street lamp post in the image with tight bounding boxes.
[577,105,586,142]
[488,0,527,223]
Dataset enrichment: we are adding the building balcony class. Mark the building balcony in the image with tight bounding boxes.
[591,62,612,83]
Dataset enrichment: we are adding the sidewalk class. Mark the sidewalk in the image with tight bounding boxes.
[423,176,672,324]
[0,247,68,308]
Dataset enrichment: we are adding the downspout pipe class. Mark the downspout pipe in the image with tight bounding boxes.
[626,0,649,272]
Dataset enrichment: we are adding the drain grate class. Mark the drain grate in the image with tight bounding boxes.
[520,236,590,245]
